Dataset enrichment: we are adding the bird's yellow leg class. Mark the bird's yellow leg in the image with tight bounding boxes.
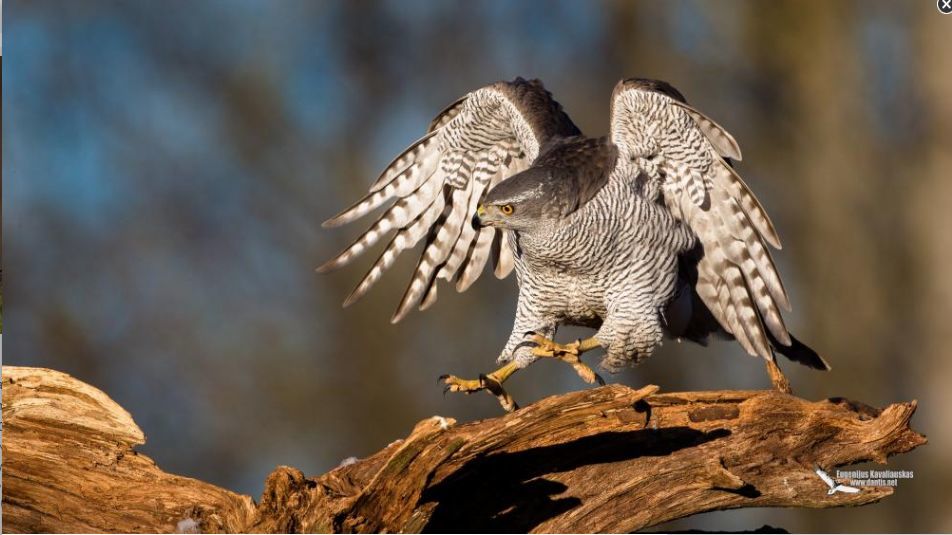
[520,332,605,386]
[765,355,792,394]
[440,361,521,412]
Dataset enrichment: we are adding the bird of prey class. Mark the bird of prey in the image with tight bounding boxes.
[319,77,829,411]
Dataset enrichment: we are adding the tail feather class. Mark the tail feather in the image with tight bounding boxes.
[769,331,831,371]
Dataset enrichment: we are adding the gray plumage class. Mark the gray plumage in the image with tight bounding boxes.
[320,77,829,374]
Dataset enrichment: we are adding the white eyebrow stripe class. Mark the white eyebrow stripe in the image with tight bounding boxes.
[489,180,545,206]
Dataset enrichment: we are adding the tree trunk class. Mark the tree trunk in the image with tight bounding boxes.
[1,366,925,533]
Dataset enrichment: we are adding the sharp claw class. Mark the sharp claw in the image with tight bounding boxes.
[442,369,517,412]
[438,374,449,383]
[594,373,606,386]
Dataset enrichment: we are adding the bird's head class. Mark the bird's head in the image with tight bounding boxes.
[475,168,560,233]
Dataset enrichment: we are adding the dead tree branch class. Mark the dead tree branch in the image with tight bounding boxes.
[1,366,925,533]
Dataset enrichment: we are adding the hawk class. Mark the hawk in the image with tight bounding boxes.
[319,78,829,411]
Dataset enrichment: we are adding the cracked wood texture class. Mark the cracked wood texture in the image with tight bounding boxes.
[1,366,926,533]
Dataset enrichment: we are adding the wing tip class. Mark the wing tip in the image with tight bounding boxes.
[368,174,393,194]
[315,259,338,274]
[455,275,476,293]
[341,289,362,308]
[419,284,439,311]
[721,143,743,163]
[322,217,345,229]
[323,197,375,228]
[322,208,358,229]
[389,308,408,324]
[390,285,418,324]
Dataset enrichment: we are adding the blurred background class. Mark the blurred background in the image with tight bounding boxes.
[4,0,951,531]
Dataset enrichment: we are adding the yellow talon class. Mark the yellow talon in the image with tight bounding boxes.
[440,361,520,412]
[523,333,605,385]
[440,375,483,393]
[439,334,604,412]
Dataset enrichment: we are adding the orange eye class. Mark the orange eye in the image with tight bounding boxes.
[500,204,514,215]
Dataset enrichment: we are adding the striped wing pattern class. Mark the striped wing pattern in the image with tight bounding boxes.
[611,86,790,361]
[319,85,538,323]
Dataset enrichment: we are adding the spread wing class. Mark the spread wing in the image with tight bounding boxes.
[610,78,790,361]
[319,78,580,322]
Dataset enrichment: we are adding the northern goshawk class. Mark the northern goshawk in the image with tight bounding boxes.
[320,78,828,411]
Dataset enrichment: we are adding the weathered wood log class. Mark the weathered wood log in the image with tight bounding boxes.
[1,366,925,533]
[1,367,255,534]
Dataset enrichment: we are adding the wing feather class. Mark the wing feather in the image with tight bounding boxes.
[321,78,578,320]
[413,173,480,313]
[427,95,469,133]
[365,130,441,195]
[419,280,439,311]
[611,80,794,361]
[492,230,516,279]
[340,188,447,306]
[317,162,443,273]
[391,182,470,321]
[456,226,496,292]
[710,186,791,338]
[323,147,441,228]
[435,162,494,284]
[713,160,781,249]
[673,100,743,161]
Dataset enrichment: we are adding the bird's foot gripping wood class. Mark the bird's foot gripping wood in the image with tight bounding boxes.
[440,361,520,412]
[518,332,605,386]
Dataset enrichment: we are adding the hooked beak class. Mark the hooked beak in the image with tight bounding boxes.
[474,204,489,228]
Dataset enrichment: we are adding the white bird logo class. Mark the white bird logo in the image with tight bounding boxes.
[815,466,861,495]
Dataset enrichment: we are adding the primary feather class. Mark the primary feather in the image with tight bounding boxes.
[319,78,579,321]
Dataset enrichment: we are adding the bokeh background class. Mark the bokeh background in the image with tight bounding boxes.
[4,0,952,531]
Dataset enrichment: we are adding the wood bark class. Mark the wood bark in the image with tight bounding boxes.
[1,366,925,533]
